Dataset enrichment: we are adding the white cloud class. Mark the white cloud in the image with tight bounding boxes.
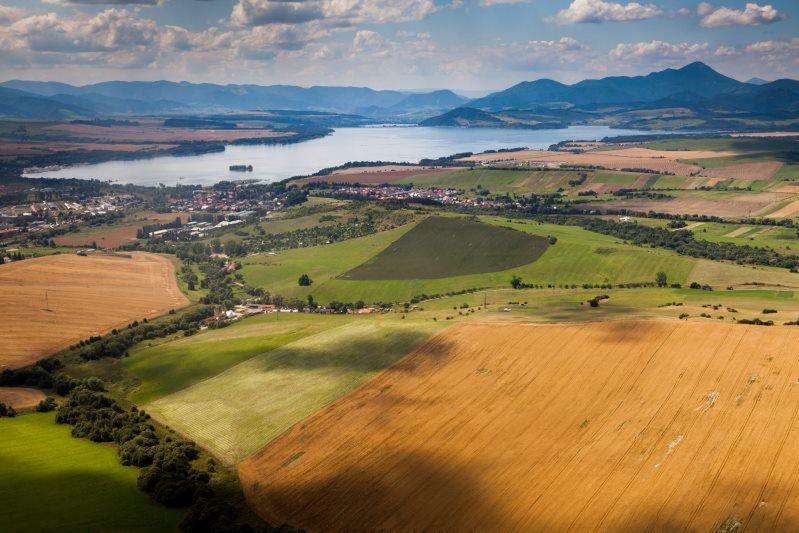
[697,2,783,28]
[550,0,662,24]
[609,40,709,61]
[0,5,28,23]
[230,0,324,27]
[480,0,528,6]
[230,0,439,27]
[43,0,162,6]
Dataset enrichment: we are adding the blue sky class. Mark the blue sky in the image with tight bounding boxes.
[0,0,796,90]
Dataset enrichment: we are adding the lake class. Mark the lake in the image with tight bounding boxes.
[25,125,661,186]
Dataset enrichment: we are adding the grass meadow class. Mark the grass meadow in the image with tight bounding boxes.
[0,413,183,532]
[125,312,353,404]
[146,318,444,462]
[240,215,697,303]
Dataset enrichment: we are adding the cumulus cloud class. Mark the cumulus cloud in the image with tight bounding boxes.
[549,0,662,24]
[479,0,528,6]
[0,5,28,23]
[230,0,438,27]
[697,2,783,28]
[230,0,324,27]
[609,40,709,61]
[43,0,162,6]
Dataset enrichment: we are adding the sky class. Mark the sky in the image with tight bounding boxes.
[0,0,797,91]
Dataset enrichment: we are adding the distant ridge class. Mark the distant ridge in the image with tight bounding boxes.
[467,62,749,110]
[0,80,468,120]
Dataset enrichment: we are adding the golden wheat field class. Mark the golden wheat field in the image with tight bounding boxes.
[240,320,799,532]
[0,252,188,369]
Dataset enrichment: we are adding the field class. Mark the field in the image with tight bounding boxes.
[0,387,45,409]
[54,212,191,249]
[341,216,549,280]
[147,319,443,462]
[588,190,790,218]
[460,147,720,175]
[124,313,352,404]
[0,413,183,532]
[0,142,177,156]
[0,252,188,370]
[240,320,799,531]
[241,216,696,303]
[44,123,293,143]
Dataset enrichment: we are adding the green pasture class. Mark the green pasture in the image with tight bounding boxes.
[0,413,183,532]
[147,318,444,462]
[125,312,352,404]
[241,214,696,303]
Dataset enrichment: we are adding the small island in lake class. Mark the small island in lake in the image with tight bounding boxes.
[229,164,253,172]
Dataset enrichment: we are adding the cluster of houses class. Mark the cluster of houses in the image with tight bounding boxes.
[201,302,378,327]
[148,215,253,239]
[167,187,280,213]
[325,185,518,209]
[0,194,141,242]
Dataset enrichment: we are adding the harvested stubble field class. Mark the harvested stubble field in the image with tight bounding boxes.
[460,147,734,176]
[698,161,783,181]
[241,320,799,532]
[0,252,188,369]
[0,387,45,409]
[590,191,789,218]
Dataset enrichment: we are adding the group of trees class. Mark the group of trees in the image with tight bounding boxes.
[55,384,261,531]
[0,403,16,417]
[546,216,799,271]
[73,306,215,361]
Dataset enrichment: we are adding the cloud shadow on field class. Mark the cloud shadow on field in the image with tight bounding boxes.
[245,449,511,531]
[248,328,456,374]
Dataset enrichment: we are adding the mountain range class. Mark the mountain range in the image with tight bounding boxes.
[0,80,468,121]
[2,63,798,131]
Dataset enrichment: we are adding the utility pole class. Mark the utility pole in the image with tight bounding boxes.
[44,289,50,311]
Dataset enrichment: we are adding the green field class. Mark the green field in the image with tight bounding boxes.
[0,414,183,532]
[240,215,697,303]
[147,318,443,462]
[688,221,799,252]
[125,313,353,404]
[342,216,549,280]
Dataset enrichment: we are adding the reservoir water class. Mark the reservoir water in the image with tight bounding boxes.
[25,125,660,186]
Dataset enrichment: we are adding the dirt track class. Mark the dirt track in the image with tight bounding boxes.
[240,320,799,531]
[0,252,188,369]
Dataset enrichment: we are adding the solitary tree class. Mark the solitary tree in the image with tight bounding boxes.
[656,271,668,287]
[511,275,524,289]
[298,274,313,286]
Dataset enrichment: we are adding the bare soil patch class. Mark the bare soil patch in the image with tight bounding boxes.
[0,387,46,409]
[241,320,799,531]
[0,252,188,370]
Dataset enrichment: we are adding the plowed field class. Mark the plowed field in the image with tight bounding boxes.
[240,320,799,531]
